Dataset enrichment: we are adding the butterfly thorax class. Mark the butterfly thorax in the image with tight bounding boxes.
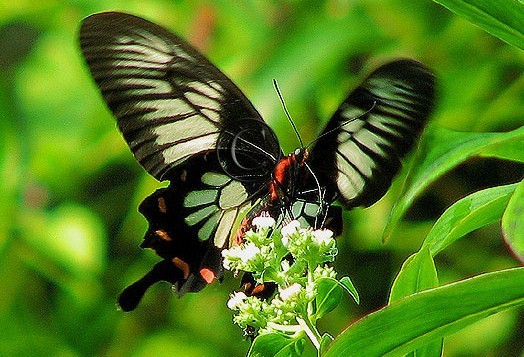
[269,148,309,203]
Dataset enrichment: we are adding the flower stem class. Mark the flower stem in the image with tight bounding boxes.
[297,317,321,350]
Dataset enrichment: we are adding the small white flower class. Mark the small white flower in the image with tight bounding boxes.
[222,246,241,270]
[281,220,301,237]
[222,242,261,270]
[279,283,302,301]
[305,281,317,300]
[227,291,248,310]
[241,242,261,261]
[313,228,334,246]
[252,212,275,229]
[280,260,290,272]
[281,220,301,247]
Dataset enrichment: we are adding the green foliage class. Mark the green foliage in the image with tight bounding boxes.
[325,268,524,357]
[384,126,524,241]
[431,0,524,50]
[0,0,522,356]
[503,180,524,261]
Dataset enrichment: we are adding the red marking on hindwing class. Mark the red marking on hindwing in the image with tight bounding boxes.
[172,257,190,280]
[200,268,217,284]
[155,229,172,241]
[157,197,167,213]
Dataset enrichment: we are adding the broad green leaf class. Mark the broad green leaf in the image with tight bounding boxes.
[389,247,438,303]
[502,179,524,262]
[389,249,442,357]
[424,183,518,256]
[325,267,524,357]
[384,125,524,240]
[431,0,524,50]
[406,340,444,357]
[388,183,518,356]
[248,333,304,357]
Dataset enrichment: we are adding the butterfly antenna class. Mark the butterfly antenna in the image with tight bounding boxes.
[306,100,377,149]
[273,79,304,149]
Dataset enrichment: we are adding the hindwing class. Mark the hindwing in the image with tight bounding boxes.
[118,152,259,311]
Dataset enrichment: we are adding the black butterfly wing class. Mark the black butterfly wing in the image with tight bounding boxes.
[80,11,272,180]
[307,60,435,208]
[118,152,258,311]
[80,12,280,310]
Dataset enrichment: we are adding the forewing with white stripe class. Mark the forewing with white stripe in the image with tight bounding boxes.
[308,60,435,208]
[80,12,265,180]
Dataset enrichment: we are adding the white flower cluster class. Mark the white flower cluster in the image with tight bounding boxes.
[221,212,278,272]
[224,214,340,336]
[227,281,318,333]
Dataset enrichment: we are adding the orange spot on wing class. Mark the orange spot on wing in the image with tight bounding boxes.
[157,197,167,213]
[155,229,172,241]
[200,268,217,284]
[251,284,267,296]
[172,257,190,280]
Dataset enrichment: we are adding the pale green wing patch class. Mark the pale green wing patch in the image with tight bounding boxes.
[201,172,231,186]
[219,180,249,209]
[184,189,217,207]
[183,171,255,245]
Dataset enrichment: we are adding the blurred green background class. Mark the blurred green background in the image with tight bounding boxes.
[0,0,522,356]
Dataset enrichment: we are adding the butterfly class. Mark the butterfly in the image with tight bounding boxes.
[79,11,435,311]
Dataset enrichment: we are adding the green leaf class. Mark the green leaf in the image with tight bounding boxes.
[388,183,518,356]
[431,0,524,50]
[406,340,444,357]
[384,125,524,240]
[248,333,304,357]
[315,278,344,319]
[389,247,438,303]
[315,276,360,319]
[424,183,518,256]
[480,140,524,163]
[389,249,443,357]
[502,179,524,262]
[325,267,524,357]
[339,276,360,305]
[319,333,334,355]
